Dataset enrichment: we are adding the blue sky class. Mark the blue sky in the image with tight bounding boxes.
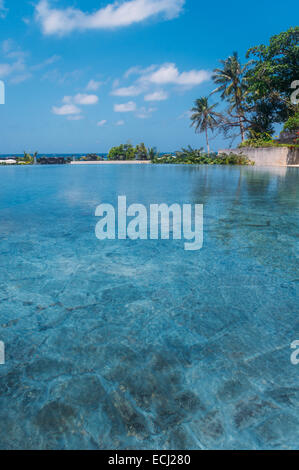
[0,0,297,154]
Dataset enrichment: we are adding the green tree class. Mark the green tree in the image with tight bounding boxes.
[22,151,38,164]
[108,143,136,160]
[147,147,159,161]
[212,52,251,141]
[190,97,219,155]
[135,143,148,160]
[246,26,299,124]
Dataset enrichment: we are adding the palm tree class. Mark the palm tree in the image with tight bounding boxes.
[147,146,158,161]
[212,52,251,141]
[135,143,148,160]
[190,97,219,155]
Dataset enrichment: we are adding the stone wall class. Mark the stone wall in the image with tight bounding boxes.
[218,147,299,166]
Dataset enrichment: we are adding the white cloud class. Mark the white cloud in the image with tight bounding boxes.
[111,63,210,102]
[74,93,99,105]
[0,1,8,19]
[144,90,168,101]
[53,92,98,118]
[111,84,144,97]
[52,104,81,116]
[35,0,185,36]
[86,79,102,91]
[143,63,211,86]
[115,120,125,126]
[97,119,107,126]
[147,63,178,84]
[176,70,211,86]
[124,65,156,78]
[114,101,136,112]
[63,93,98,105]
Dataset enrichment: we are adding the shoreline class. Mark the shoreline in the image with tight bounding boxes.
[70,160,152,165]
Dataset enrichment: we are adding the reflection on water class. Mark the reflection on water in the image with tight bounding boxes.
[190,166,298,277]
[0,165,298,449]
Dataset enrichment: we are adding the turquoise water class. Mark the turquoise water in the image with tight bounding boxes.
[0,164,298,450]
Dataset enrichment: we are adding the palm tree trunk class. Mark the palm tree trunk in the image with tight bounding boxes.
[235,91,245,142]
[205,128,210,155]
[239,115,245,141]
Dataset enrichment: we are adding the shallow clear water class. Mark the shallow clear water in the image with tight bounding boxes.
[0,164,298,450]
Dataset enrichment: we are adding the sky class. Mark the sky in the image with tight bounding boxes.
[0,0,297,154]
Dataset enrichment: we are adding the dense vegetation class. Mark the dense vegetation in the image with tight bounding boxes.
[283,113,299,132]
[79,154,103,161]
[107,143,158,161]
[152,147,253,165]
[17,152,38,165]
[239,135,299,148]
[190,27,299,151]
